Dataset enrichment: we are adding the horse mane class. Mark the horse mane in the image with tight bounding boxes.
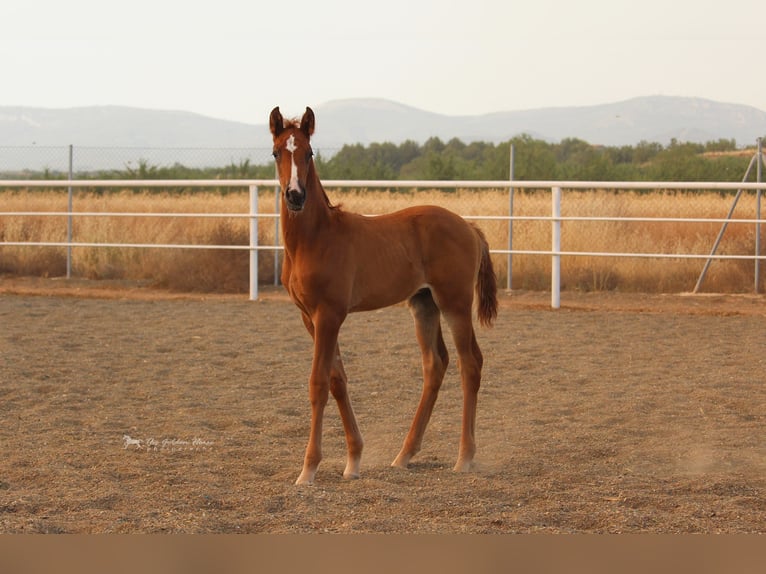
[282,117,302,129]
[302,133,341,213]
[317,180,342,212]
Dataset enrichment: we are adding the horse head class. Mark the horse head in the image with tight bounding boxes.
[270,106,315,212]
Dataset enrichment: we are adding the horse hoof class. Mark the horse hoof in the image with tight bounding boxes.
[295,470,316,486]
[453,460,474,473]
[390,455,411,470]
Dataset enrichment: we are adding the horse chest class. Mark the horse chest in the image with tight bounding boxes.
[283,250,353,310]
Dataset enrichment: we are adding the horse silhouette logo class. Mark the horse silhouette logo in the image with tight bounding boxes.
[122,435,143,449]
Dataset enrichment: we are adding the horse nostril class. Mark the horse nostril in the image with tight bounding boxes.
[285,187,306,210]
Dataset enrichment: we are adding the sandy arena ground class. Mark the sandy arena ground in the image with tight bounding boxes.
[1,278,764,533]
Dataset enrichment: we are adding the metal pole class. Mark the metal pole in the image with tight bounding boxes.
[756,137,763,293]
[693,154,757,293]
[249,185,259,301]
[551,186,561,309]
[66,144,73,279]
[507,144,515,291]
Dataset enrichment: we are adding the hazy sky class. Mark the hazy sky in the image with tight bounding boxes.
[3,0,763,124]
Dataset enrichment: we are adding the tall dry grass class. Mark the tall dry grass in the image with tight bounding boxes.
[1,188,762,293]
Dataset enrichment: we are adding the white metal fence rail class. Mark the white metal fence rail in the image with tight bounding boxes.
[1,179,764,307]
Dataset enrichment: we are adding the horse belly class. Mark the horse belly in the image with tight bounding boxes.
[349,254,424,312]
[349,283,422,313]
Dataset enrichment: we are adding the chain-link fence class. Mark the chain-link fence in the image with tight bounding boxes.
[1,145,764,295]
[0,146,284,177]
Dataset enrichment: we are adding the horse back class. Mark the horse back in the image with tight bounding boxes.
[343,205,484,309]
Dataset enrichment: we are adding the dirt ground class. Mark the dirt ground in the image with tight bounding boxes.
[1,277,764,533]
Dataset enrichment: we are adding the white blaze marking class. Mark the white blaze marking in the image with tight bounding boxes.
[286,134,299,189]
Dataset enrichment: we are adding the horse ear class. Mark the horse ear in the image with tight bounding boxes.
[300,107,315,138]
[269,107,284,137]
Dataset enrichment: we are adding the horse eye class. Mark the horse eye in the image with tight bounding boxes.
[272,150,279,160]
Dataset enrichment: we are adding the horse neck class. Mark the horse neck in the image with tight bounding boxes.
[281,165,334,252]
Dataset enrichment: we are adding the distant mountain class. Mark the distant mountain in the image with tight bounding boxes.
[1,96,765,167]
[0,106,261,148]
[310,96,766,148]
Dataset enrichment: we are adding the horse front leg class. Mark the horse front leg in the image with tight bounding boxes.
[295,312,362,482]
[329,345,364,480]
[295,309,344,486]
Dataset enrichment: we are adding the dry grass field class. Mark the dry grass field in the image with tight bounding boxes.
[0,187,762,293]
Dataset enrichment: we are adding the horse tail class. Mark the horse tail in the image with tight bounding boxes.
[472,225,498,327]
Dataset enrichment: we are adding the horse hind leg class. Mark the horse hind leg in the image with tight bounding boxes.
[443,309,483,472]
[392,289,449,469]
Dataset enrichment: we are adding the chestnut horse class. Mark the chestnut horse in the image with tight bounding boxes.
[270,106,497,485]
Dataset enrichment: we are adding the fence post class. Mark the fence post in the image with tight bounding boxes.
[249,185,259,301]
[507,144,515,291]
[551,186,561,309]
[66,144,73,279]
[693,154,756,293]
[756,137,762,293]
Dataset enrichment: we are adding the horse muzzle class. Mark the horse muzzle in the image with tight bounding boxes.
[285,186,306,211]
